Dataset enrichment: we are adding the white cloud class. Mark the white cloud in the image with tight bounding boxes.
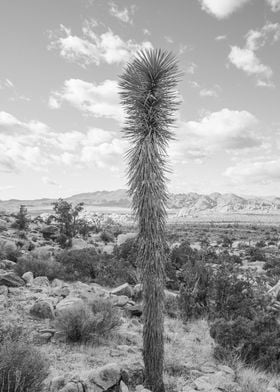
[49,79,123,122]
[199,0,251,19]
[224,158,280,184]
[0,111,127,173]
[186,62,197,74]
[215,35,227,41]
[109,2,135,24]
[199,88,218,97]
[228,22,280,87]
[200,0,280,18]
[266,0,280,12]
[48,22,152,67]
[170,108,263,163]
[42,176,59,186]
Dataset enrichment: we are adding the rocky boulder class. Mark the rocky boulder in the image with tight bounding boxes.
[55,297,84,317]
[22,271,34,284]
[85,363,121,391]
[111,283,134,299]
[0,271,25,287]
[0,259,16,270]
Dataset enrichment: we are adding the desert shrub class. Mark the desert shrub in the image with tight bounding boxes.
[56,247,100,281]
[210,314,280,373]
[246,246,266,262]
[55,299,121,343]
[0,322,25,345]
[264,257,280,282]
[164,295,179,318]
[95,252,138,286]
[208,264,263,321]
[0,240,20,261]
[0,338,49,392]
[100,230,115,244]
[170,240,197,269]
[178,259,211,320]
[15,253,63,280]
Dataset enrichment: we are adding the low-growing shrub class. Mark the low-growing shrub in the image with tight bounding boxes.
[95,252,138,286]
[0,338,49,392]
[178,259,211,321]
[0,239,20,262]
[55,299,121,343]
[56,247,100,281]
[100,231,115,244]
[210,313,280,373]
[15,254,63,280]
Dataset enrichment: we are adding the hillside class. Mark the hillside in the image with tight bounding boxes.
[1,189,280,215]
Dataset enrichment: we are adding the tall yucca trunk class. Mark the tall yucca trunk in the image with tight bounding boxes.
[119,49,180,392]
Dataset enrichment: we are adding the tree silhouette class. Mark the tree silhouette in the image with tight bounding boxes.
[119,49,181,392]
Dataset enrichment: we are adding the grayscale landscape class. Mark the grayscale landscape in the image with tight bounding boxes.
[1,1,280,392]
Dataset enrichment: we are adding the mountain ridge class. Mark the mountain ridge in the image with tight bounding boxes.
[1,189,280,215]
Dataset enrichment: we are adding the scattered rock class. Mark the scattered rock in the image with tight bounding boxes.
[33,332,53,344]
[0,259,16,270]
[110,295,132,307]
[32,276,50,288]
[135,386,152,392]
[120,380,129,392]
[194,371,237,391]
[111,283,134,298]
[55,297,84,317]
[0,285,8,295]
[121,362,144,388]
[85,363,121,391]
[30,299,55,319]
[22,271,34,284]
[51,286,70,298]
[0,271,25,287]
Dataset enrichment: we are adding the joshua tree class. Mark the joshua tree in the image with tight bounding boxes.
[119,49,180,392]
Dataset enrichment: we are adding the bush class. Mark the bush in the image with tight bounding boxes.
[100,231,115,244]
[56,247,100,281]
[0,240,19,261]
[210,314,280,373]
[95,252,138,286]
[0,339,49,392]
[246,246,266,262]
[264,257,280,282]
[15,254,63,280]
[208,263,269,321]
[55,299,121,343]
[178,259,211,321]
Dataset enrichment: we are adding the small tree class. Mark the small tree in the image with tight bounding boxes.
[14,205,29,231]
[52,199,84,247]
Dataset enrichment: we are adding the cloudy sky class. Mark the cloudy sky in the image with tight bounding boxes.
[0,0,280,200]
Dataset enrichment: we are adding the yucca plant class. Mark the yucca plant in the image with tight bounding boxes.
[119,48,181,392]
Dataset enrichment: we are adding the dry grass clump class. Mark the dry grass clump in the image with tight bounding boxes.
[15,253,62,280]
[164,318,214,376]
[235,362,280,392]
[55,299,122,343]
[0,339,49,392]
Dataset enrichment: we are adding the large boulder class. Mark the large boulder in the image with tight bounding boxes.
[0,259,16,270]
[32,276,50,288]
[0,271,25,287]
[55,297,84,317]
[111,283,134,299]
[117,233,137,246]
[85,363,121,391]
[22,271,34,284]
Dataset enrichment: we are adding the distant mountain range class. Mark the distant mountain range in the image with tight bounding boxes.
[1,189,280,215]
